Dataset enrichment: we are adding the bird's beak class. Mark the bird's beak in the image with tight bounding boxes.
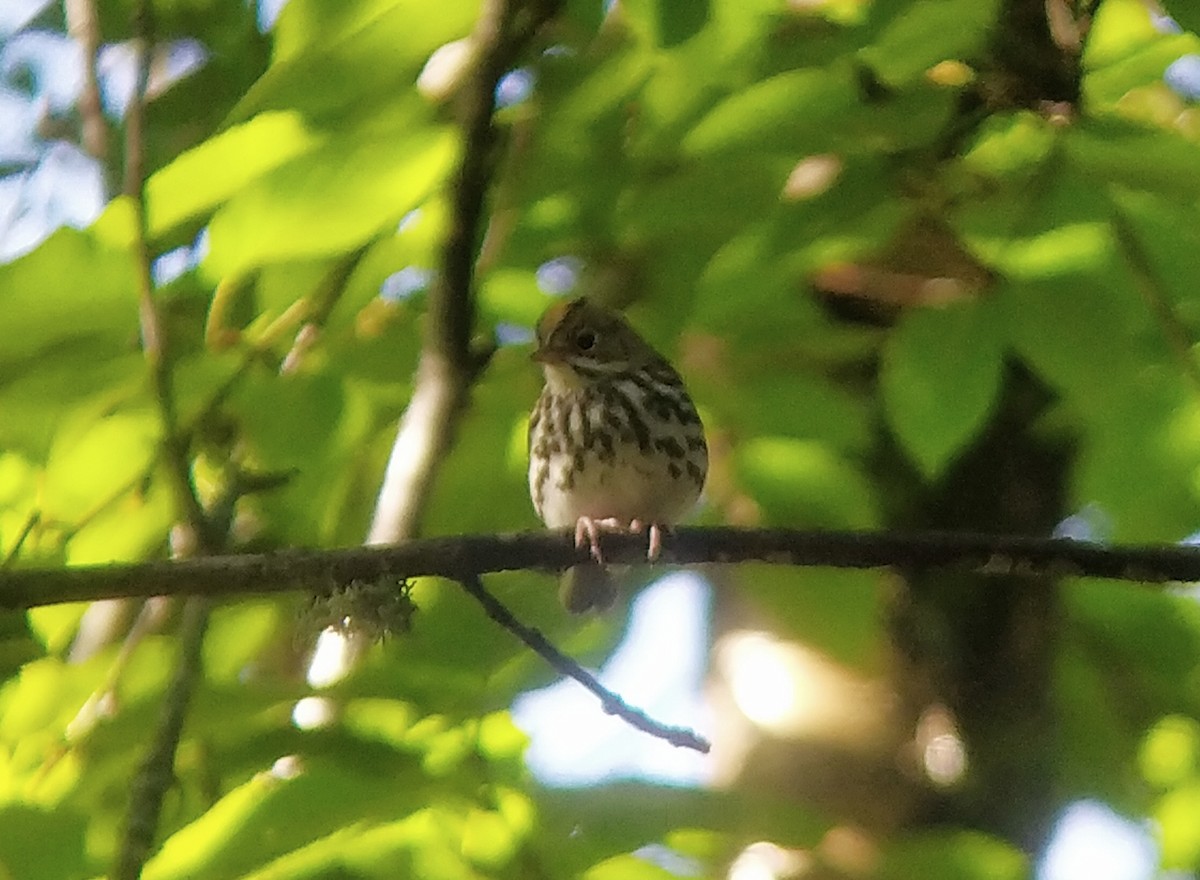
[531,347,561,365]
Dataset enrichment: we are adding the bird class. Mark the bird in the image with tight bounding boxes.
[527,296,708,612]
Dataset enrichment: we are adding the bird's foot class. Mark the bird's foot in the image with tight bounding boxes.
[627,519,666,562]
[574,516,625,564]
[573,517,667,563]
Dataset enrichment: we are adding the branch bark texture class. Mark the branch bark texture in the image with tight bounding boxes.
[5,527,1198,610]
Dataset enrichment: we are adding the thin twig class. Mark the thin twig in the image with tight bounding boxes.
[1,509,40,568]
[65,0,110,180]
[6,527,1200,609]
[112,6,220,878]
[457,572,709,752]
[111,596,211,880]
[123,3,213,553]
[366,0,558,544]
[1110,208,1200,397]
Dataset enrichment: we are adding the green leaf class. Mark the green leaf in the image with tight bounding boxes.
[1162,0,1200,35]
[0,228,137,370]
[41,411,159,524]
[1064,118,1200,202]
[859,0,1002,87]
[0,804,88,880]
[202,602,285,683]
[1158,782,1200,869]
[236,0,478,122]
[1141,715,1200,790]
[879,830,1026,880]
[584,853,679,880]
[737,566,884,671]
[623,0,711,48]
[736,436,879,527]
[955,170,1116,280]
[147,111,321,239]
[0,349,143,457]
[684,68,860,156]
[958,111,1056,181]
[142,761,436,880]
[881,300,1004,479]
[1085,0,1176,70]
[204,124,458,276]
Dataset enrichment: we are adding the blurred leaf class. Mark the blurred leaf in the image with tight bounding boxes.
[955,171,1115,280]
[1141,715,1200,790]
[0,350,143,457]
[1068,580,1200,715]
[147,111,321,239]
[142,760,437,880]
[25,603,87,655]
[42,412,158,525]
[202,602,284,683]
[738,566,884,671]
[736,436,880,528]
[684,67,859,156]
[584,853,679,880]
[858,0,1002,87]
[0,228,136,369]
[1064,118,1200,202]
[623,0,711,48]
[236,0,478,122]
[881,300,1004,479]
[879,830,1026,880]
[205,124,458,276]
[999,274,1144,417]
[1158,782,1200,869]
[1084,0,1164,71]
[958,111,1056,181]
[1162,0,1200,35]
[0,804,88,880]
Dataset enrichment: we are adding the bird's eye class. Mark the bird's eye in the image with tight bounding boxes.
[575,330,597,351]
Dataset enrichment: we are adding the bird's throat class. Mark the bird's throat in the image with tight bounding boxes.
[542,363,588,395]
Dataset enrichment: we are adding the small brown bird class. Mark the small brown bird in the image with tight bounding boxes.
[528,297,708,612]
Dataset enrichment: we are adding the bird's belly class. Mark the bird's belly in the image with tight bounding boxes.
[532,447,700,529]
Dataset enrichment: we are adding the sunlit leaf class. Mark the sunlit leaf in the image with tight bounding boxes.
[0,229,136,369]
[147,111,322,238]
[881,300,1004,479]
[859,0,1002,87]
[736,436,879,528]
[205,125,458,276]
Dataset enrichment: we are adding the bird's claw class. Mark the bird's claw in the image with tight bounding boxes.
[574,516,623,563]
[646,523,663,562]
[574,517,665,563]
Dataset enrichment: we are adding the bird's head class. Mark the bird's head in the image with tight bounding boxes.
[532,297,658,390]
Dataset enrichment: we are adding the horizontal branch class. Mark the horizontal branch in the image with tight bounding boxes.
[3,527,1199,610]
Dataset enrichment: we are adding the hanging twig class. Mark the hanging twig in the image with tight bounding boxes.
[1111,207,1200,397]
[456,572,709,752]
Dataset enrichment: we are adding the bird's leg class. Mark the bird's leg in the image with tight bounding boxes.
[627,519,664,562]
[574,516,624,563]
